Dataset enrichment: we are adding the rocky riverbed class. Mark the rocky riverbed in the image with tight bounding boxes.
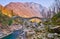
[0,23,60,39]
[0,24,22,39]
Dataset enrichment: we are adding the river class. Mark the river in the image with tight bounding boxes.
[2,29,24,39]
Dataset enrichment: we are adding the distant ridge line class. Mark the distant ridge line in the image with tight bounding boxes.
[12,16,47,20]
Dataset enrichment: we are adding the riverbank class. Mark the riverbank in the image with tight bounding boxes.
[0,24,22,39]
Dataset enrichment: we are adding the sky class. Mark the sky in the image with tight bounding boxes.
[0,0,54,8]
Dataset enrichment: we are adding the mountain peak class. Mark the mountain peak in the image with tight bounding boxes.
[0,4,3,7]
[0,4,3,10]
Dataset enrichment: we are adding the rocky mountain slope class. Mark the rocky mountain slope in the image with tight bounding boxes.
[0,4,14,17]
[0,2,48,23]
[24,2,48,18]
[0,2,48,18]
[5,2,44,18]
